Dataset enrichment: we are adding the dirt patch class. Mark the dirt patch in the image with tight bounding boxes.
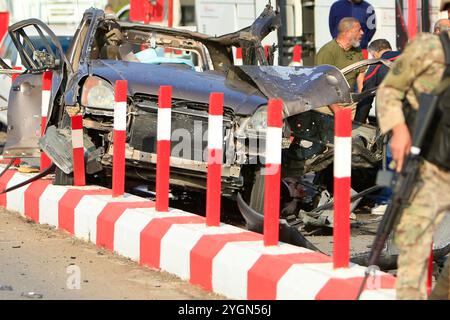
[0,207,225,300]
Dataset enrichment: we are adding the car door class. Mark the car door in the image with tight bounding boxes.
[340,58,393,104]
[0,35,15,110]
[1,19,68,159]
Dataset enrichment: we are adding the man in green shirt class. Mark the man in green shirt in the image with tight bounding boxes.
[316,17,365,93]
[315,17,365,116]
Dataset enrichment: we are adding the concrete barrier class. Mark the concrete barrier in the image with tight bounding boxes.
[0,166,396,300]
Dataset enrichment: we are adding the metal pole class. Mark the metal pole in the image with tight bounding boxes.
[421,0,430,32]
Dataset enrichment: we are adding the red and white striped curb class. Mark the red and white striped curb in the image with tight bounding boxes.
[0,167,396,300]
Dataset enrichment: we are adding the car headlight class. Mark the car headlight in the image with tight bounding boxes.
[238,104,290,139]
[81,76,115,109]
[245,105,268,133]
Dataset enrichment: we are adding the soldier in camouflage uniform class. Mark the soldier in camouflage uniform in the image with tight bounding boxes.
[376,0,450,300]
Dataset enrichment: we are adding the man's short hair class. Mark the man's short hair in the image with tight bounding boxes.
[434,19,450,33]
[338,17,360,34]
[368,39,392,53]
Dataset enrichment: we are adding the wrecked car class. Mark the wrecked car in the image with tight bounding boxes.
[0,5,448,269]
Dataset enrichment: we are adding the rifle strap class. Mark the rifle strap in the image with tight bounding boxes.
[439,32,450,78]
[431,33,450,95]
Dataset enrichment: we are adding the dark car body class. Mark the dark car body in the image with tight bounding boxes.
[1,6,447,267]
[0,5,390,234]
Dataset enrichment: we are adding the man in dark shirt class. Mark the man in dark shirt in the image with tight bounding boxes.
[329,0,376,51]
[354,39,400,124]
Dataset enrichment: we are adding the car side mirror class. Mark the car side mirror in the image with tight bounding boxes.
[33,50,61,69]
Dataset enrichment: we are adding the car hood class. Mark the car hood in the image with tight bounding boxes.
[232,65,353,117]
[91,61,352,118]
[90,60,267,116]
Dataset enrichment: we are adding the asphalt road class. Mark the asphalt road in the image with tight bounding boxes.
[0,207,224,300]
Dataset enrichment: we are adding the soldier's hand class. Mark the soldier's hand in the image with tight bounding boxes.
[391,123,412,172]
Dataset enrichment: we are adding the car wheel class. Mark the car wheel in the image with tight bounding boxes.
[248,167,291,216]
[249,167,265,214]
[54,166,74,186]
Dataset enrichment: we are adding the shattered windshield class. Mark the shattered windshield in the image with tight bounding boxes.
[89,21,212,72]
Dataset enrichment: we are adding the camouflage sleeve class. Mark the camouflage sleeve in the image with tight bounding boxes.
[376,33,439,134]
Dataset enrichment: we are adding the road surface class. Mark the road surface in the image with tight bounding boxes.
[0,207,224,300]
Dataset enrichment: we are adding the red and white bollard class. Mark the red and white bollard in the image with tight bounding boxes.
[290,45,302,66]
[40,71,53,171]
[0,12,9,41]
[11,66,23,166]
[168,0,174,28]
[155,86,172,213]
[408,0,418,39]
[263,99,283,247]
[264,45,270,60]
[11,66,23,83]
[206,92,224,227]
[235,47,243,66]
[333,108,352,269]
[71,115,86,186]
[362,49,369,60]
[427,242,434,296]
[112,80,128,198]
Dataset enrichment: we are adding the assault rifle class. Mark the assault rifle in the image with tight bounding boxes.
[355,93,439,299]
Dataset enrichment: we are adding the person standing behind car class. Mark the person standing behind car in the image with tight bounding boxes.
[354,39,400,124]
[329,0,376,53]
[375,0,450,299]
[105,4,115,15]
[355,39,400,216]
[434,19,450,35]
[317,17,365,93]
[316,17,365,116]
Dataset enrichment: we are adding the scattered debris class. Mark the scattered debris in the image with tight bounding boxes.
[0,285,13,291]
[21,292,43,299]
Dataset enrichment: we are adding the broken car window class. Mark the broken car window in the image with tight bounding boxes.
[88,21,211,72]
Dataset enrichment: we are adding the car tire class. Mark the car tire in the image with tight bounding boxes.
[248,167,294,217]
[249,167,265,214]
[54,166,74,186]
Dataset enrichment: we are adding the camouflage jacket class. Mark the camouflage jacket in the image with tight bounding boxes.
[376,32,449,134]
